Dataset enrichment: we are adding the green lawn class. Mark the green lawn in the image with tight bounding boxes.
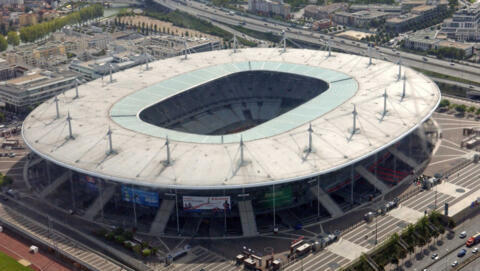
[0,251,33,271]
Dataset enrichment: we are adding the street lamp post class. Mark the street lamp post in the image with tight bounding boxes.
[445,248,449,271]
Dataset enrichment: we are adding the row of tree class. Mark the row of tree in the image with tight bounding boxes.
[427,47,466,60]
[19,4,103,43]
[114,18,196,37]
[439,99,480,115]
[0,31,20,52]
[348,211,451,270]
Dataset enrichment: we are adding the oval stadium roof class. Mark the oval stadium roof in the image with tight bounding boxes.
[22,48,441,189]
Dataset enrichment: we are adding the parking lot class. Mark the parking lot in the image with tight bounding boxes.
[283,111,480,271]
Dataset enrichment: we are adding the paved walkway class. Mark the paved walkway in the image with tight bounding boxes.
[0,231,71,271]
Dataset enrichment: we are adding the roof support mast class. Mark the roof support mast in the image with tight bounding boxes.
[402,74,407,100]
[106,127,113,155]
[368,46,372,65]
[145,52,151,71]
[67,112,74,140]
[74,79,79,99]
[328,40,331,57]
[233,34,238,53]
[164,136,171,166]
[54,95,60,119]
[383,89,388,117]
[351,104,359,136]
[307,123,313,153]
[240,135,244,166]
[398,57,402,80]
[109,64,113,83]
[184,40,188,60]
[282,30,286,53]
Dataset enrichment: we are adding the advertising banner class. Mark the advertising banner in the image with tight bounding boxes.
[259,186,293,209]
[182,196,231,211]
[121,186,159,207]
[82,175,98,192]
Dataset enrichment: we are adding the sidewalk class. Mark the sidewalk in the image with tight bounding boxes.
[0,230,71,271]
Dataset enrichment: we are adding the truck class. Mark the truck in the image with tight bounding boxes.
[466,233,480,247]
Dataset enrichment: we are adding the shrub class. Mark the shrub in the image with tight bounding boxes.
[122,230,133,240]
[455,104,467,113]
[132,244,142,255]
[142,248,151,257]
[95,228,107,237]
[439,99,450,108]
[105,232,114,241]
[113,227,124,236]
[114,235,126,245]
[123,241,133,249]
[3,175,13,185]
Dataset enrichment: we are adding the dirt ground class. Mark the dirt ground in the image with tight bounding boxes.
[116,15,218,40]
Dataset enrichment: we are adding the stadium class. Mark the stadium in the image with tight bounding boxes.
[22,48,440,237]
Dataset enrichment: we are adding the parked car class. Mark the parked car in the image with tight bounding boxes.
[473,247,478,253]
[460,231,467,238]
[458,249,467,257]
[452,260,458,267]
[431,253,438,260]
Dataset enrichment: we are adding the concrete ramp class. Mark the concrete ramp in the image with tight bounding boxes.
[309,186,344,218]
[40,171,70,198]
[355,166,389,193]
[83,185,115,220]
[238,200,258,237]
[29,157,44,168]
[149,199,175,235]
[388,147,418,169]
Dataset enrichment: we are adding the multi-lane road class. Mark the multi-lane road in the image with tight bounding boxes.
[153,0,480,84]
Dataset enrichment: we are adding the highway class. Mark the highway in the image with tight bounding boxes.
[154,0,480,84]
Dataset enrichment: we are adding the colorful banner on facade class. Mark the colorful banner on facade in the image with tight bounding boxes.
[121,186,159,207]
[83,175,98,192]
[182,196,231,211]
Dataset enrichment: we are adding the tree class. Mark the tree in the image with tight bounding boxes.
[468,106,476,113]
[455,104,467,113]
[7,31,19,46]
[439,99,450,108]
[0,35,7,51]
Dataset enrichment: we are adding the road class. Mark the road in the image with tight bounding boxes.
[462,252,480,271]
[154,0,480,84]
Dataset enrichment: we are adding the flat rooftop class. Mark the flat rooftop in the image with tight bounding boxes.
[22,48,440,189]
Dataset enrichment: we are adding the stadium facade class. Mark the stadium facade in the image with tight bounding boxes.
[22,48,440,237]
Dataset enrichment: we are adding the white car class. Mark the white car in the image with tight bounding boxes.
[460,231,467,238]
[473,247,478,253]
[452,260,458,267]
